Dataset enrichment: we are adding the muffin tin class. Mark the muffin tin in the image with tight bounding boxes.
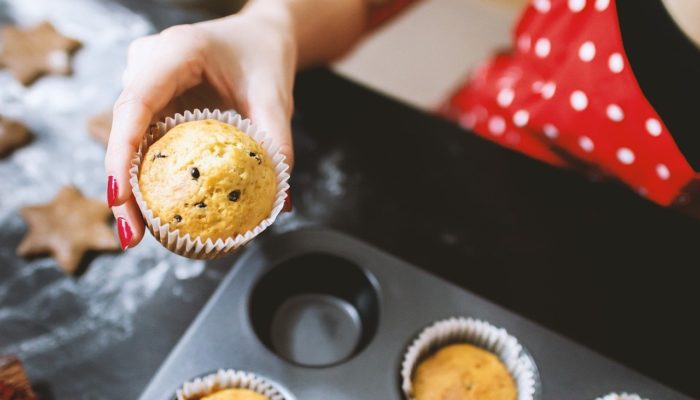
[139,228,690,400]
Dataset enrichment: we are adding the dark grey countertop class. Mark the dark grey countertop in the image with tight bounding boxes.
[1,1,699,399]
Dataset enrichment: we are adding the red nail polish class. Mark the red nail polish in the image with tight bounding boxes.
[117,217,133,250]
[283,189,292,212]
[107,176,118,208]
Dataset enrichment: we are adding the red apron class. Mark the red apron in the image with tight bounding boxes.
[436,0,697,206]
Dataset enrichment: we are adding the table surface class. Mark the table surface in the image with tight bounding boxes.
[1,1,699,399]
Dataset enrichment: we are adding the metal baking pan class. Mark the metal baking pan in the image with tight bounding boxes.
[139,228,689,399]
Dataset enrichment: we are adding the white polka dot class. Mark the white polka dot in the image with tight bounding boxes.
[595,0,610,11]
[533,0,551,13]
[473,106,488,122]
[531,80,544,93]
[518,35,531,53]
[497,88,515,108]
[541,82,556,99]
[578,136,594,152]
[616,148,635,164]
[606,104,624,122]
[459,113,476,129]
[578,41,596,62]
[488,116,506,135]
[570,91,588,111]
[568,0,586,12]
[535,38,551,58]
[513,110,530,127]
[497,76,516,88]
[646,118,662,136]
[656,164,670,180]
[543,124,559,139]
[608,53,624,73]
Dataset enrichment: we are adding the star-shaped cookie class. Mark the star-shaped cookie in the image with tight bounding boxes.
[0,355,36,400]
[0,21,81,85]
[17,186,119,274]
[0,115,31,158]
[86,110,112,146]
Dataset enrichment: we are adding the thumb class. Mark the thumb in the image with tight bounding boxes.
[247,90,295,172]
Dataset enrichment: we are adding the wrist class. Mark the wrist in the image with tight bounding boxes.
[240,1,298,44]
[196,5,299,68]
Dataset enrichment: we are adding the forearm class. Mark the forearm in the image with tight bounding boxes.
[661,0,700,47]
[242,0,371,68]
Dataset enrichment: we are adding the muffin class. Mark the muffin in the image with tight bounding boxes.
[596,393,647,400]
[175,369,286,400]
[202,389,269,400]
[412,343,516,400]
[401,318,538,400]
[138,119,277,241]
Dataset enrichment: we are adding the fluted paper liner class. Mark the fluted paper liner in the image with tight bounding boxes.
[596,393,649,400]
[129,109,290,259]
[176,369,287,400]
[401,317,540,400]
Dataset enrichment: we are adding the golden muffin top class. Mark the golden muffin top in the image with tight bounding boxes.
[413,343,516,400]
[200,388,269,400]
[139,119,277,241]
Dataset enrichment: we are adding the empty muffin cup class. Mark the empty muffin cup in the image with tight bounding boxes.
[249,253,380,367]
[175,369,288,400]
[401,317,540,400]
[129,109,290,259]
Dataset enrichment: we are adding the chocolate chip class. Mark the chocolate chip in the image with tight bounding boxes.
[195,201,206,208]
[173,215,182,223]
[228,190,241,202]
[190,167,200,180]
[249,151,262,165]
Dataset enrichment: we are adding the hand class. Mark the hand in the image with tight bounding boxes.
[105,12,297,250]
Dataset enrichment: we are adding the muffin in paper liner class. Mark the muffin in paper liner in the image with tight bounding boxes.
[175,368,288,400]
[401,317,540,400]
[129,109,290,259]
[596,393,649,400]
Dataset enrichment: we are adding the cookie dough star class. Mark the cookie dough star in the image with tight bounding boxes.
[0,21,81,85]
[17,186,119,274]
[0,115,31,158]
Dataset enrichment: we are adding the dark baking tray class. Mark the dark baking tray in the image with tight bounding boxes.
[139,228,689,400]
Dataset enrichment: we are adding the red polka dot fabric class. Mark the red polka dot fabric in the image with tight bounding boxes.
[441,0,697,206]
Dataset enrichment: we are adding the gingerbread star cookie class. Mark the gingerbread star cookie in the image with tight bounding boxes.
[0,355,36,400]
[17,186,119,274]
[86,110,112,145]
[0,21,81,85]
[0,115,31,158]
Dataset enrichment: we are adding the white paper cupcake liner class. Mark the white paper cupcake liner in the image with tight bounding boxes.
[596,393,649,400]
[176,369,288,400]
[401,317,540,400]
[129,109,290,259]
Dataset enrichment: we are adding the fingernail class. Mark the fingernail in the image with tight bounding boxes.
[283,189,292,212]
[107,176,118,208]
[117,217,133,250]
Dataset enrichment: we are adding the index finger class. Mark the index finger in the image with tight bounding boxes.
[105,81,172,207]
[105,27,206,207]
